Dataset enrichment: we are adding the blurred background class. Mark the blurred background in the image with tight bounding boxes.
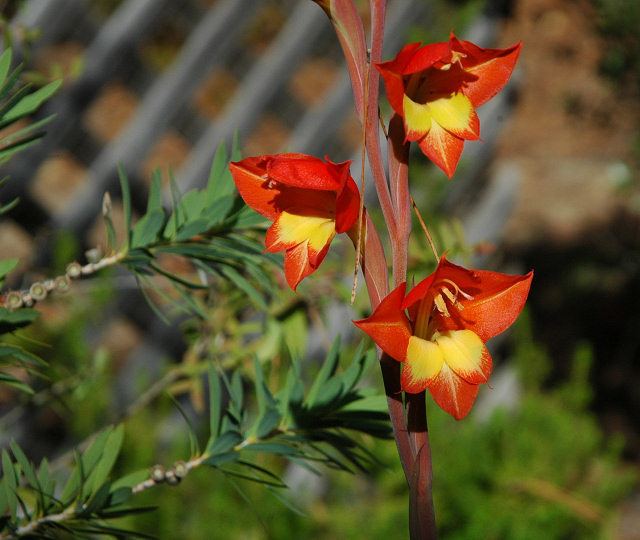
[0,0,639,538]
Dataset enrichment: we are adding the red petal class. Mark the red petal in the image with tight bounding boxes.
[432,258,533,341]
[282,241,325,291]
[402,271,438,311]
[353,283,412,362]
[335,176,361,233]
[426,364,480,420]
[404,41,451,74]
[450,35,521,107]
[417,123,465,178]
[267,154,344,191]
[376,42,422,115]
[229,157,279,219]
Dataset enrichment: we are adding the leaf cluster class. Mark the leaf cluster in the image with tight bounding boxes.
[0,48,60,167]
[111,140,277,319]
[0,339,390,538]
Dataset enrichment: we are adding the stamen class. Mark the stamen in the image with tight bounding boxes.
[433,294,450,317]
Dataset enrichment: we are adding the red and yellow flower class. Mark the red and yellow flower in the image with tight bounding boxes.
[230,153,360,290]
[376,34,521,178]
[354,257,532,419]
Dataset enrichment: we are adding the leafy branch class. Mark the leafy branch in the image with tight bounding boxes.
[0,339,390,539]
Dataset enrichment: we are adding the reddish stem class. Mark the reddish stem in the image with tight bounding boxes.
[366,0,397,241]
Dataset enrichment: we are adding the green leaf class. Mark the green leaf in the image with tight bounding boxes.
[341,394,389,413]
[219,265,267,310]
[0,258,18,281]
[88,425,124,496]
[131,209,165,248]
[118,166,132,250]
[0,373,34,394]
[243,443,298,456]
[0,343,47,367]
[0,308,39,334]
[205,365,222,453]
[205,452,239,466]
[209,431,243,455]
[147,171,163,212]
[305,337,341,407]
[167,395,200,457]
[9,441,40,495]
[111,469,148,492]
[255,408,281,439]
[0,49,11,89]
[1,450,17,520]
[3,79,61,123]
[205,141,236,205]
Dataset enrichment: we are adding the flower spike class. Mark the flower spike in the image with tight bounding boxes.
[354,257,532,419]
[230,153,361,290]
[377,34,521,177]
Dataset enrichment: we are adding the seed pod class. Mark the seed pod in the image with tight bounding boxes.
[29,282,47,301]
[85,248,103,264]
[66,262,82,279]
[173,461,188,479]
[5,291,23,310]
[165,469,180,486]
[150,465,166,483]
[55,276,71,292]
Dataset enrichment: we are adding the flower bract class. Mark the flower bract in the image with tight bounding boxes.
[376,34,521,177]
[354,257,532,419]
[230,153,360,290]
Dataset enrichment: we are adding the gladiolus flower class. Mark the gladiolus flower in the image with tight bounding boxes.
[376,34,521,177]
[230,153,360,290]
[354,257,532,419]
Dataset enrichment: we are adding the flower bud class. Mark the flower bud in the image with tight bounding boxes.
[150,464,166,483]
[5,291,23,310]
[173,461,188,479]
[66,262,82,279]
[29,282,47,301]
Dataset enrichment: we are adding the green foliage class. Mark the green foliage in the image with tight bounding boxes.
[0,48,61,165]
[0,339,390,538]
[115,141,277,319]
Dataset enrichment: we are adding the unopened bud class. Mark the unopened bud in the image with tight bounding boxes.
[102,192,112,217]
[173,461,188,479]
[85,247,103,264]
[54,275,71,292]
[29,282,47,301]
[5,291,23,310]
[165,469,180,486]
[66,262,82,279]
[150,464,166,483]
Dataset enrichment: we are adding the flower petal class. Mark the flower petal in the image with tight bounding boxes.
[283,241,315,290]
[376,42,423,115]
[229,157,279,219]
[417,122,464,178]
[402,94,432,142]
[427,92,479,140]
[353,283,412,362]
[404,41,451,74]
[267,154,344,191]
[432,259,533,341]
[401,336,445,393]
[428,363,480,420]
[450,35,522,107]
[335,176,361,233]
[265,210,336,256]
[434,330,491,384]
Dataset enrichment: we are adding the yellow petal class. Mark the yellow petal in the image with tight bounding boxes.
[275,210,336,252]
[403,335,445,393]
[434,329,490,384]
[402,94,432,141]
[427,92,478,139]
